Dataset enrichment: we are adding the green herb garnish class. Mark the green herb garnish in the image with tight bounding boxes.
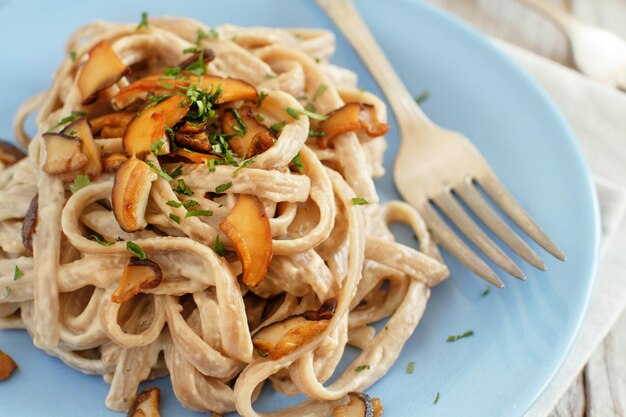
[146,160,173,181]
[169,213,181,224]
[433,392,440,405]
[213,235,225,256]
[304,102,316,113]
[355,364,370,372]
[481,286,491,297]
[257,91,268,108]
[69,175,91,194]
[290,152,304,174]
[69,51,77,62]
[215,182,233,194]
[166,200,183,208]
[169,165,183,178]
[255,114,265,122]
[185,209,213,218]
[51,111,86,130]
[415,90,430,105]
[232,157,256,176]
[351,197,369,205]
[308,130,326,137]
[270,121,287,134]
[126,241,147,260]
[312,84,328,101]
[90,234,116,246]
[446,330,474,342]
[285,107,328,121]
[150,137,166,154]
[264,73,276,80]
[146,94,173,109]
[230,108,247,136]
[13,266,24,281]
[136,12,149,31]
[175,179,194,196]
[285,107,300,119]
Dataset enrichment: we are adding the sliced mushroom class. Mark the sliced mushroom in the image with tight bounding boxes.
[174,132,211,153]
[112,257,162,304]
[42,133,88,176]
[252,315,329,360]
[168,148,219,164]
[90,112,135,135]
[61,117,102,178]
[316,103,390,149]
[112,156,157,232]
[102,153,128,173]
[77,40,130,105]
[178,121,207,134]
[113,73,258,110]
[219,194,272,287]
[101,126,126,138]
[221,106,275,157]
[302,298,337,321]
[127,387,161,417]
[123,95,189,157]
[21,194,38,257]
[332,392,383,417]
[0,350,17,381]
[0,140,25,166]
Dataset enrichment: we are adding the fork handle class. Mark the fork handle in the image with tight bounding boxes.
[316,0,431,127]
[517,0,579,35]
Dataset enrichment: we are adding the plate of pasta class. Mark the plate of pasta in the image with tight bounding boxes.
[0,1,599,417]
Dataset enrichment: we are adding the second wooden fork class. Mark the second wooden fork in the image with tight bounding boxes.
[317,0,565,287]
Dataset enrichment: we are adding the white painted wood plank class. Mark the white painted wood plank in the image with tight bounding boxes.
[547,373,586,417]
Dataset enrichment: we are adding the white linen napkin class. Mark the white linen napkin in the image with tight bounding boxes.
[491,40,626,417]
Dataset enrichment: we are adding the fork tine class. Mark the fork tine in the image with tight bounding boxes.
[419,203,505,288]
[433,192,526,280]
[455,181,547,271]
[479,174,566,260]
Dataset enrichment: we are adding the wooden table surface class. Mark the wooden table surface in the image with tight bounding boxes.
[425,1,626,416]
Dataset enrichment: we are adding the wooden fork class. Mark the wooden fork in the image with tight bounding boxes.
[316,0,565,287]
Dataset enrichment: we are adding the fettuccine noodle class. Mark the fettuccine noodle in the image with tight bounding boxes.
[0,16,449,416]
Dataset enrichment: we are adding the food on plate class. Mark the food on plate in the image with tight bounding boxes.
[0,349,17,381]
[0,14,449,416]
[127,387,162,417]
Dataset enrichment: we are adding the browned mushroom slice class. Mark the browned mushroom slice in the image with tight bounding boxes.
[21,194,38,257]
[174,132,211,153]
[169,149,219,164]
[252,315,329,360]
[112,156,157,232]
[221,106,275,157]
[100,126,126,138]
[316,103,390,149]
[0,141,25,166]
[127,387,161,417]
[302,298,337,321]
[102,153,128,173]
[0,350,17,381]
[178,121,207,134]
[332,392,383,417]
[77,40,130,105]
[123,94,190,158]
[42,133,88,176]
[90,112,135,135]
[113,73,258,110]
[220,194,272,287]
[112,257,162,304]
[61,117,102,178]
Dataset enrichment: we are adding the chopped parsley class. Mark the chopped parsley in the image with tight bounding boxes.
[66,130,77,137]
[3,287,10,300]
[304,102,316,113]
[308,130,326,137]
[169,213,181,224]
[290,152,304,174]
[182,199,199,209]
[256,350,269,358]
[166,200,183,208]
[270,121,287,134]
[293,33,303,41]
[146,94,173,109]
[407,361,415,374]
[136,11,149,31]
[183,47,209,76]
[69,51,77,62]
[185,209,213,218]
[215,182,233,194]
[285,107,328,121]
[351,197,369,205]
[13,265,24,281]
[51,111,86,130]
[232,157,256,176]
[169,164,183,178]
[255,114,265,122]
[257,91,268,108]
[69,175,91,194]
[433,392,440,405]
[354,364,370,372]
[126,241,147,260]
[162,66,182,78]
[207,159,217,173]
[481,286,491,297]
[230,108,247,136]
[175,179,194,196]
[446,330,474,342]
[314,57,321,64]
[150,137,166,154]
[90,234,116,247]
[264,73,276,80]
[415,90,430,105]
[146,160,173,181]
[212,235,225,256]
[312,84,328,101]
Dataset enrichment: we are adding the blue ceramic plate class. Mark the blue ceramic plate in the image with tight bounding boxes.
[0,1,599,416]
